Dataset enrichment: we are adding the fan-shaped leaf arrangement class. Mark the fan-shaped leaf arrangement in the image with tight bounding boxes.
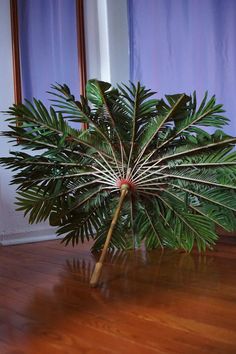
[1,80,236,286]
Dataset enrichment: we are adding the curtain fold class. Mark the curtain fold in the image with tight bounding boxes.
[18,0,80,103]
[128,0,236,134]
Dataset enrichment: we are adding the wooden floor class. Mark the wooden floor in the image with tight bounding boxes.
[1,240,236,354]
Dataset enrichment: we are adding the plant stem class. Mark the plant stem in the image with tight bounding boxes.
[90,184,129,287]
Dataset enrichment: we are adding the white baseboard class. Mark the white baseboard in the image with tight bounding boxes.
[0,228,63,246]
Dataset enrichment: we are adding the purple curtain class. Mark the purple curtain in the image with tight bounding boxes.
[18,0,80,104]
[128,0,236,134]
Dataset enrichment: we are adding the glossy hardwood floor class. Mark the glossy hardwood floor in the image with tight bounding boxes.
[1,239,236,354]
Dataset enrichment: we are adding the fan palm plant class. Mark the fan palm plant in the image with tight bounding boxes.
[1,79,236,286]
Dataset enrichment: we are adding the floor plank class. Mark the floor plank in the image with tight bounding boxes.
[1,240,236,353]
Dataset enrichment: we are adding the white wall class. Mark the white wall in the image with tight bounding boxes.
[84,0,129,85]
[0,0,129,245]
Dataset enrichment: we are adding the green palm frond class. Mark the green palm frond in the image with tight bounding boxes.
[1,79,236,261]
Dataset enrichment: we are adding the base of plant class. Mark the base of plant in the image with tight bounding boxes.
[89,184,129,287]
[90,262,103,287]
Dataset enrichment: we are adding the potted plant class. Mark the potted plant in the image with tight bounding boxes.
[1,80,236,286]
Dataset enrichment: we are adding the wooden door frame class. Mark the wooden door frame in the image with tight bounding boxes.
[10,0,22,105]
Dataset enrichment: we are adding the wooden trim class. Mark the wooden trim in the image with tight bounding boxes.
[10,0,22,105]
[76,0,88,129]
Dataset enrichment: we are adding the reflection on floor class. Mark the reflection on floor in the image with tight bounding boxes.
[1,240,236,353]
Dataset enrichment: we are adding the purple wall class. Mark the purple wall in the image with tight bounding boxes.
[128,0,236,134]
[18,0,80,104]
